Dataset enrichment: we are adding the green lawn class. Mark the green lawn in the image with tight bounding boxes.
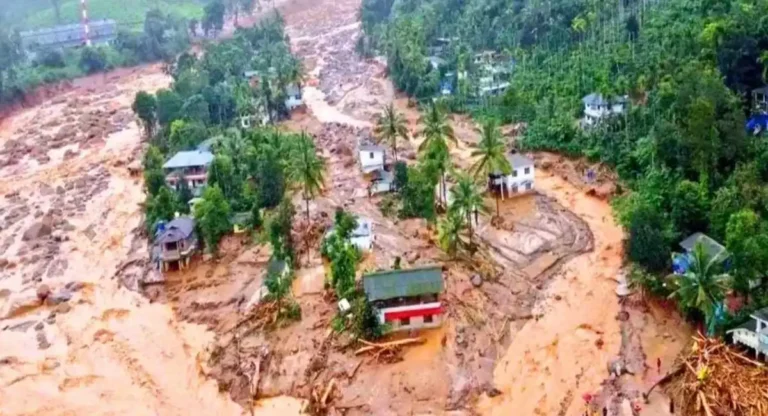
[16,0,205,30]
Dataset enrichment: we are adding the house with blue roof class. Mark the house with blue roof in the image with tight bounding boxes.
[163,149,214,196]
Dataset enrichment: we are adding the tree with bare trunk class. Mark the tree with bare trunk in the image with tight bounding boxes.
[289,131,325,264]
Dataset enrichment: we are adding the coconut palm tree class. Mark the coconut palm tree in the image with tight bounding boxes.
[470,119,510,217]
[374,103,409,162]
[418,103,457,205]
[437,210,466,259]
[668,242,732,334]
[289,131,325,263]
[449,173,488,247]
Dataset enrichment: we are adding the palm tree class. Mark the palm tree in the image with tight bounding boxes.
[470,119,510,217]
[437,210,466,259]
[373,103,409,162]
[289,131,325,263]
[668,242,732,334]
[418,103,457,205]
[449,173,488,247]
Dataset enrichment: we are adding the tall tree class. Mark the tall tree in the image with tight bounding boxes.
[289,132,325,263]
[449,173,488,246]
[194,185,232,255]
[418,103,456,205]
[143,145,166,197]
[470,119,510,217]
[132,91,157,138]
[725,209,768,298]
[203,0,226,37]
[437,210,466,259]
[668,242,732,334]
[373,103,409,162]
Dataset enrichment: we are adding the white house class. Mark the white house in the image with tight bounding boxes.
[359,144,386,174]
[163,150,215,196]
[728,307,768,359]
[753,86,768,111]
[350,217,374,252]
[284,84,304,111]
[325,216,374,252]
[582,93,628,126]
[490,153,535,199]
[370,168,394,195]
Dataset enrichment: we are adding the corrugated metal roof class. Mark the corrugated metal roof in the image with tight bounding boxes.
[679,232,727,260]
[583,93,607,106]
[163,150,214,169]
[507,153,533,169]
[359,144,385,153]
[156,217,196,244]
[752,307,768,322]
[363,265,443,301]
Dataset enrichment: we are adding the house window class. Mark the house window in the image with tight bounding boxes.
[512,169,518,177]
[424,314,434,323]
[526,182,532,190]
[401,317,411,326]
[369,152,374,159]
[511,184,519,193]
[524,167,530,175]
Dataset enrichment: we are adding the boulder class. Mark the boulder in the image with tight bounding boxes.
[45,290,72,306]
[471,274,483,287]
[23,218,53,241]
[65,281,85,292]
[36,284,51,301]
[54,302,72,314]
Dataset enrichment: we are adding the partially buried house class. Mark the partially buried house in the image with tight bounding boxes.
[363,265,444,332]
[727,307,768,360]
[488,153,535,199]
[154,216,198,272]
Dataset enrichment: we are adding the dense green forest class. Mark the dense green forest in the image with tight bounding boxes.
[361,0,768,332]
[0,1,260,108]
[0,0,205,30]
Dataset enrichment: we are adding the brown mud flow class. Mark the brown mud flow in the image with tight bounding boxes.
[0,0,690,415]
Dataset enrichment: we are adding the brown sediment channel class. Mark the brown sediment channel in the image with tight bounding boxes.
[0,64,255,415]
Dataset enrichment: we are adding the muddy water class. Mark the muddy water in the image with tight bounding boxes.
[476,171,624,415]
[0,66,263,416]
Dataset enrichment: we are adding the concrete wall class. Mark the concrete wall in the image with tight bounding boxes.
[359,150,385,172]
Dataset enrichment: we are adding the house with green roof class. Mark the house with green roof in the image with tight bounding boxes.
[363,265,444,332]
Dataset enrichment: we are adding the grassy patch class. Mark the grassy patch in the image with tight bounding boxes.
[17,0,204,30]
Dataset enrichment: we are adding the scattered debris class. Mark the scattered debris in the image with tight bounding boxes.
[660,336,768,416]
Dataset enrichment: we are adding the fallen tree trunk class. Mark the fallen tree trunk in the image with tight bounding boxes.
[354,337,425,355]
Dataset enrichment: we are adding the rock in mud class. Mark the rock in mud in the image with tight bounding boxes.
[36,331,51,350]
[36,284,51,301]
[23,219,54,241]
[65,281,85,292]
[54,302,72,314]
[471,274,483,287]
[486,386,502,397]
[34,322,44,331]
[8,320,37,332]
[2,293,43,319]
[45,290,72,306]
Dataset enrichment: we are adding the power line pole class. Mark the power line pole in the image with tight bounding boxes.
[81,0,91,47]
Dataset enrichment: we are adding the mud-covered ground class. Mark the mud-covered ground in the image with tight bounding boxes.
[0,66,249,416]
[0,0,691,415]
